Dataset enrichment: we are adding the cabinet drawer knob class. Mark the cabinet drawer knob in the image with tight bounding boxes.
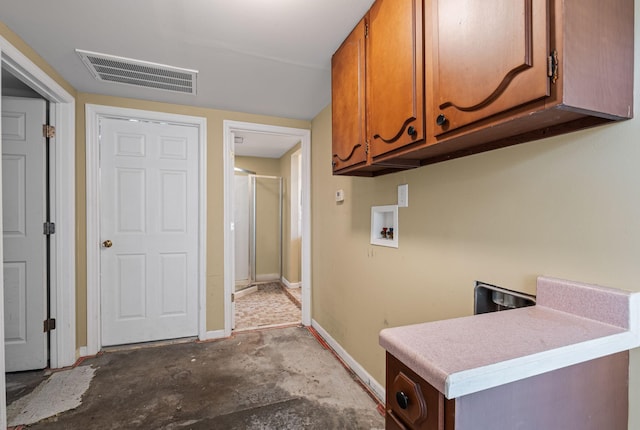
[436,114,448,127]
[395,391,410,410]
[407,125,416,137]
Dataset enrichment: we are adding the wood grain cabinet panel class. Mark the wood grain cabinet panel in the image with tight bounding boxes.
[367,0,425,160]
[432,0,550,134]
[420,0,634,165]
[332,18,367,173]
[330,0,633,176]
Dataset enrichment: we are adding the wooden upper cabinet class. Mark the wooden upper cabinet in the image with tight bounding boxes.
[330,0,633,176]
[367,0,424,159]
[432,0,550,135]
[332,18,367,173]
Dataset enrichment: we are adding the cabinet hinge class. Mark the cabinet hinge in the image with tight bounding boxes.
[43,124,56,139]
[43,222,56,235]
[547,49,559,84]
[232,293,235,303]
[43,318,56,333]
[365,23,369,37]
[365,140,370,155]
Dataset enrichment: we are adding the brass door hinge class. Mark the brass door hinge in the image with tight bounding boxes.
[43,318,56,332]
[548,50,559,84]
[232,293,235,303]
[43,124,56,139]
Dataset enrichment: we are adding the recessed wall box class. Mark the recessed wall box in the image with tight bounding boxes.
[371,205,398,248]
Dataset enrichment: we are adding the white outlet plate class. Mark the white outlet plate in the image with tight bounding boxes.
[398,184,408,207]
[336,189,345,202]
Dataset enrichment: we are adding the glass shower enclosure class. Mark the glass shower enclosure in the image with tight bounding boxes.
[234,168,283,291]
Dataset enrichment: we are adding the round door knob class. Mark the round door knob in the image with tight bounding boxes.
[436,114,447,127]
[395,391,409,410]
[407,125,416,136]
[102,240,113,248]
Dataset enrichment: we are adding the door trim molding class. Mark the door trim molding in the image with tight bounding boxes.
[223,120,312,336]
[85,105,207,355]
[0,36,77,377]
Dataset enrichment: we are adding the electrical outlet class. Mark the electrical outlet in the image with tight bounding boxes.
[336,189,345,202]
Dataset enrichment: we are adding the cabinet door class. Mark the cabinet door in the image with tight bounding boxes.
[386,353,446,430]
[332,19,367,172]
[432,0,550,135]
[367,0,424,159]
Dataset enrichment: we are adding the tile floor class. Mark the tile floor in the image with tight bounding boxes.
[234,282,301,330]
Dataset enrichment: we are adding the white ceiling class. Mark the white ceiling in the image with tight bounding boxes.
[0,0,375,122]
[234,131,301,158]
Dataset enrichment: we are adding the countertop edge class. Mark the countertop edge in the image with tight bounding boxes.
[444,330,640,399]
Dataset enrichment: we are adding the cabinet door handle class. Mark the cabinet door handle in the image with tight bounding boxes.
[436,114,448,127]
[396,391,410,409]
[407,125,416,137]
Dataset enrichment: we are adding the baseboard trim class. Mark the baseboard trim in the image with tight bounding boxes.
[281,277,302,289]
[311,320,385,402]
[78,346,88,359]
[234,286,258,298]
[201,330,226,341]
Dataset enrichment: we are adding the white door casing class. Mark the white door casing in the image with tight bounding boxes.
[2,97,47,371]
[99,118,199,346]
[86,105,208,354]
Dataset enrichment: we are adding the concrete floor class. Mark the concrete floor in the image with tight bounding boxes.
[8,327,384,429]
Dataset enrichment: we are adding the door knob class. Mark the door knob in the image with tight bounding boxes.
[102,240,113,248]
[436,114,448,126]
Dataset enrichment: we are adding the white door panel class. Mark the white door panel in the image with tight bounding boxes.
[100,118,199,346]
[2,97,47,371]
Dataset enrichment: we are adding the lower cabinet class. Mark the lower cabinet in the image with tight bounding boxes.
[386,351,629,430]
[386,353,453,430]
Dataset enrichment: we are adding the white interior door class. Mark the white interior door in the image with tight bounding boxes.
[99,117,199,346]
[2,96,47,371]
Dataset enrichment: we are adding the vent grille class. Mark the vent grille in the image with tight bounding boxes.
[76,49,197,95]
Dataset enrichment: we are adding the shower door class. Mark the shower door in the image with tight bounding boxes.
[234,172,282,290]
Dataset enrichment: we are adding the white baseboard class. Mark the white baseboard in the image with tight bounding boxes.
[311,319,385,402]
[78,346,88,359]
[281,277,302,289]
[235,286,258,298]
[201,330,226,341]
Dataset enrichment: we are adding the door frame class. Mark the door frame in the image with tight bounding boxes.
[0,37,77,375]
[223,120,311,336]
[85,105,207,355]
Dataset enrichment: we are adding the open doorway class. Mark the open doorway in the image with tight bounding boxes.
[233,139,299,330]
[223,121,311,336]
[1,37,77,426]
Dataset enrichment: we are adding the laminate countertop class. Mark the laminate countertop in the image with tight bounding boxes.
[379,276,640,399]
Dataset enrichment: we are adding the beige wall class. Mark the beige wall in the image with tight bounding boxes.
[311,25,640,426]
[280,143,302,284]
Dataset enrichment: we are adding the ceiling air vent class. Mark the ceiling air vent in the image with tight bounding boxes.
[75,49,197,95]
